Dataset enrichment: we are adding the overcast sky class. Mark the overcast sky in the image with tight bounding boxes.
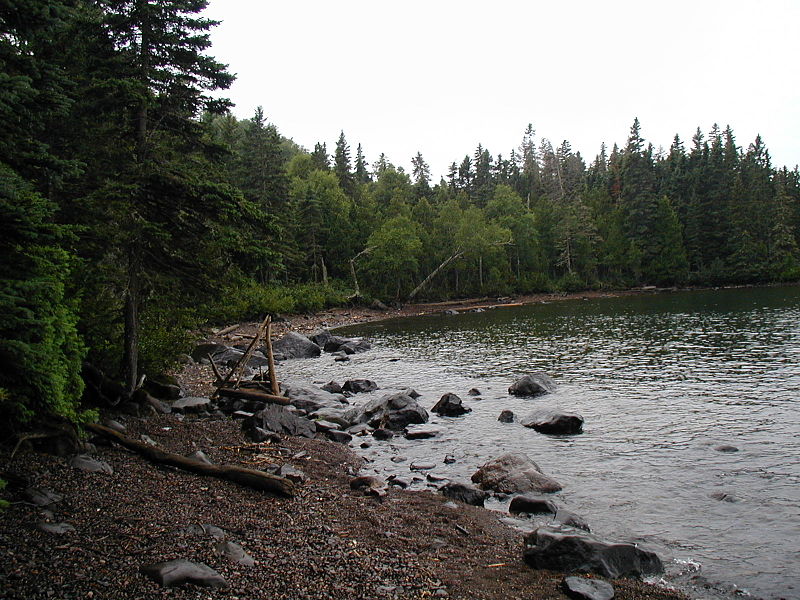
[204,0,799,179]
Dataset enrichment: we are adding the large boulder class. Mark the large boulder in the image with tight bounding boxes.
[345,392,428,430]
[521,409,584,435]
[242,404,315,439]
[508,373,557,397]
[509,494,558,515]
[431,393,471,417]
[281,383,347,412]
[471,453,562,494]
[441,482,489,507]
[342,379,378,394]
[271,332,321,360]
[523,526,662,579]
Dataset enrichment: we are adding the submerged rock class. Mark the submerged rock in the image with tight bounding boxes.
[431,393,471,417]
[508,373,556,397]
[523,526,662,578]
[345,392,428,430]
[498,410,515,423]
[472,453,562,494]
[521,409,584,435]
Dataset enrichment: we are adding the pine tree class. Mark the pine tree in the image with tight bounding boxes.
[334,130,355,196]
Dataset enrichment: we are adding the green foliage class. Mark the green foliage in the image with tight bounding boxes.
[0,472,8,509]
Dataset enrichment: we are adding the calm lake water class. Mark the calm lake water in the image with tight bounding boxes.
[279,286,800,600]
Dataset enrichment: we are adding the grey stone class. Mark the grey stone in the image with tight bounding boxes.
[314,419,341,432]
[141,559,228,588]
[405,426,441,440]
[321,381,343,394]
[327,430,353,444]
[190,343,228,363]
[472,453,562,494]
[523,526,662,578]
[342,379,378,394]
[171,396,212,413]
[431,393,471,417]
[69,454,113,474]
[410,461,436,471]
[372,428,394,440]
[277,464,306,484]
[272,332,321,359]
[509,494,558,515]
[187,450,213,465]
[23,487,63,507]
[281,383,347,413]
[441,482,489,507]
[508,372,557,397]
[562,576,615,600]
[467,388,482,396]
[345,392,428,430]
[498,410,515,423]
[555,509,591,532]
[101,418,126,432]
[243,404,316,439]
[714,445,739,453]
[521,409,584,435]
[140,435,158,446]
[215,541,255,567]
[37,521,75,535]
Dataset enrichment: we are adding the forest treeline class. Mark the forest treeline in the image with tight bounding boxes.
[2,0,799,434]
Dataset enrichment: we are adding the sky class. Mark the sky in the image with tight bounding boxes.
[203,0,800,179]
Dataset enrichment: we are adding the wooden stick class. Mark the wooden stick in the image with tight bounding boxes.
[265,319,280,396]
[207,353,223,382]
[216,387,291,406]
[216,314,269,391]
[233,315,270,389]
[85,423,295,497]
[215,323,240,336]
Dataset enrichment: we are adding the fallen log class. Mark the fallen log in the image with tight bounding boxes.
[85,423,295,497]
[216,387,291,405]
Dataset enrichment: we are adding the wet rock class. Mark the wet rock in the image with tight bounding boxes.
[242,404,316,439]
[334,353,350,362]
[562,576,615,600]
[310,407,351,428]
[141,559,228,588]
[308,329,337,349]
[410,461,436,471]
[710,492,738,503]
[215,541,255,566]
[555,509,591,532]
[69,454,113,474]
[372,428,394,440]
[321,381,343,394]
[345,392,429,430]
[431,393,471,417]
[441,482,489,507]
[171,396,212,414]
[272,332,321,360]
[339,339,372,354]
[187,450,213,465]
[388,476,410,488]
[523,526,663,578]
[509,494,558,515]
[405,426,441,440]
[327,430,353,444]
[467,388,482,396]
[347,423,371,435]
[498,410,515,423]
[37,522,75,535]
[314,419,341,432]
[398,388,422,399]
[521,409,584,435]
[714,445,739,453]
[444,454,456,464]
[508,372,556,397]
[343,379,378,394]
[23,487,63,507]
[472,453,562,494]
[281,383,347,413]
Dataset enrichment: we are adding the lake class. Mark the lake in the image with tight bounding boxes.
[279,286,800,600]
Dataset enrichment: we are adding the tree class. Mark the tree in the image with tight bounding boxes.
[363,217,422,299]
[334,130,355,196]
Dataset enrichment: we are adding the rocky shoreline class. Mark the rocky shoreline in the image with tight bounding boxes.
[0,293,695,599]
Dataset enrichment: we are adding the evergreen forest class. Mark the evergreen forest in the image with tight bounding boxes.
[2,0,799,434]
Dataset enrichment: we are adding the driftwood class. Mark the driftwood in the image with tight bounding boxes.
[264,320,280,395]
[85,423,295,497]
[216,387,290,406]
[215,323,240,336]
[216,314,270,392]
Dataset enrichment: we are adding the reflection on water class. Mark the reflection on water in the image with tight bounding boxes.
[279,287,800,600]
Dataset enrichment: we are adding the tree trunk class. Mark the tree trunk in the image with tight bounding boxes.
[479,255,483,289]
[121,246,141,394]
[408,249,464,300]
[320,255,328,286]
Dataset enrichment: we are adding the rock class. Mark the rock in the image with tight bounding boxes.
[321,381,343,394]
[431,393,471,416]
[232,410,254,419]
[143,375,181,400]
[345,392,429,430]
[342,379,378,394]
[444,454,456,464]
[443,309,459,315]
[101,418,126,432]
[323,336,353,353]
[190,343,228,363]
[562,576,615,600]
[388,477,410,488]
[523,526,662,578]
[521,409,584,435]
[441,482,489,507]
[498,410,515,423]
[398,388,422,399]
[350,475,384,490]
[140,435,158,446]
[215,541,255,567]
[371,300,389,311]
[37,522,75,535]
[278,464,306,484]
[247,427,281,443]
[327,430,353,444]
[242,405,316,439]
[710,492,738,503]
[555,509,591,532]
[171,396,212,414]
[309,329,336,349]
[410,461,436,471]
[138,392,172,415]
[334,353,350,362]
[310,407,351,427]
[509,494,558,515]
[187,450,213,465]
[141,559,228,588]
[391,455,407,463]
[372,428,394,440]
[714,445,739,453]
[508,372,557,397]
[69,454,113,474]
[340,339,372,354]
[313,419,341,432]
[271,332,321,360]
[471,453,562,494]
[23,487,63,507]
[467,388,482,396]
[405,426,441,440]
[281,383,347,412]
[181,524,226,539]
